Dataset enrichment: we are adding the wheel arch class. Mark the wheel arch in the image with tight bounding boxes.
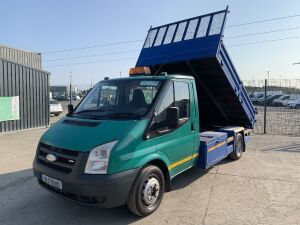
[145,159,171,192]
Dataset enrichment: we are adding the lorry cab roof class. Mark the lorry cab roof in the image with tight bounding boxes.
[103,74,195,82]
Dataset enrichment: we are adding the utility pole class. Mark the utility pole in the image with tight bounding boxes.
[120,71,122,78]
[267,70,270,87]
[264,79,267,134]
[279,75,282,87]
[69,71,72,105]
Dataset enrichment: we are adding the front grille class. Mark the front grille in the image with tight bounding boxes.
[37,143,79,174]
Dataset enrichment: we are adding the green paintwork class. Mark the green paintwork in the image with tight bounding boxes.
[40,75,201,178]
[154,79,199,178]
[40,118,148,152]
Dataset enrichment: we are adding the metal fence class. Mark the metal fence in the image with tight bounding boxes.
[0,58,50,133]
[244,79,300,136]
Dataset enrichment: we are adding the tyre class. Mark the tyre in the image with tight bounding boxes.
[54,113,60,116]
[228,133,244,160]
[127,165,165,217]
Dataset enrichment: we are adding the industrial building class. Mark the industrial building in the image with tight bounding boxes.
[0,45,50,133]
[50,85,68,94]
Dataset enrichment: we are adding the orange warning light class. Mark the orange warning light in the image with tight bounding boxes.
[129,67,151,76]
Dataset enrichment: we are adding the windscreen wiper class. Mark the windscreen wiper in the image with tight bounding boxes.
[105,112,141,118]
[71,108,105,115]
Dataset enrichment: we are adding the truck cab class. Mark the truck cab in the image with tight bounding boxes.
[33,7,256,217]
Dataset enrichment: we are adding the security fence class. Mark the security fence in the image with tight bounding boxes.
[244,79,300,136]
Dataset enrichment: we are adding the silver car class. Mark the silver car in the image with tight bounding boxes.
[50,100,63,116]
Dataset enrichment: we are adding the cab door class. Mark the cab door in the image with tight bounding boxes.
[148,80,197,177]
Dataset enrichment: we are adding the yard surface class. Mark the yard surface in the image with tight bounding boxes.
[0,129,300,225]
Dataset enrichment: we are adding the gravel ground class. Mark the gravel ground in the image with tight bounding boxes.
[0,130,299,225]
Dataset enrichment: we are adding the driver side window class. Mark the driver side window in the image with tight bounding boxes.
[148,81,190,137]
[154,83,174,127]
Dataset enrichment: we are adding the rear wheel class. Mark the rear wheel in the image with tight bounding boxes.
[228,133,244,160]
[127,165,165,217]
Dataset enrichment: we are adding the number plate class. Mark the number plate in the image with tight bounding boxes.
[41,174,62,190]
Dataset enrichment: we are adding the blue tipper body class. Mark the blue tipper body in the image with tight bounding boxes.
[136,6,256,129]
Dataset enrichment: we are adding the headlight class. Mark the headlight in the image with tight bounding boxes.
[85,140,118,174]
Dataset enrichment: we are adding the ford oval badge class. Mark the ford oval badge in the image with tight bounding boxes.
[46,154,57,162]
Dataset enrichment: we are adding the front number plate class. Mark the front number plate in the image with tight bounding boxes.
[41,174,62,190]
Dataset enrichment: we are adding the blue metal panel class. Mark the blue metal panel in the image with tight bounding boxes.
[198,131,228,169]
[226,145,234,155]
[136,8,228,67]
[136,36,220,67]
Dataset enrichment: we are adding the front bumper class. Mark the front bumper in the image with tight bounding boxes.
[50,110,62,114]
[33,158,140,208]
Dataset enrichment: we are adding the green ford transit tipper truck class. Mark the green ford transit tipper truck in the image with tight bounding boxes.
[33,8,256,217]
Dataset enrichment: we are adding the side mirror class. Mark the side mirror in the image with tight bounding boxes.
[166,107,179,128]
[68,104,74,114]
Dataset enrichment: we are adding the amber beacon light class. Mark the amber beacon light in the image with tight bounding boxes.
[129,67,151,76]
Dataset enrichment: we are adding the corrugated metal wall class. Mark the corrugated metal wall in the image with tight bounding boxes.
[0,45,42,70]
[0,58,50,133]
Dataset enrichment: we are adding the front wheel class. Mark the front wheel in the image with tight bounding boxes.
[127,165,165,217]
[228,133,244,160]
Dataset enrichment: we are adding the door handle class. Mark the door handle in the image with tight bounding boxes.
[191,122,195,131]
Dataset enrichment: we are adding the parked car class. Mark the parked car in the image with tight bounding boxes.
[272,95,290,106]
[255,94,272,105]
[283,97,298,107]
[55,95,69,101]
[250,93,264,105]
[50,100,63,116]
[288,98,300,109]
[72,95,81,101]
[265,94,283,106]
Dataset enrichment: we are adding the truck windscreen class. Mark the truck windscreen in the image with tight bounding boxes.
[71,79,162,119]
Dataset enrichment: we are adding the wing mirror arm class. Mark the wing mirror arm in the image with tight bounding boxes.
[67,104,74,114]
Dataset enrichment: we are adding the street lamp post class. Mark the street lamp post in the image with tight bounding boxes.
[267,70,270,86]
[69,71,72,105]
